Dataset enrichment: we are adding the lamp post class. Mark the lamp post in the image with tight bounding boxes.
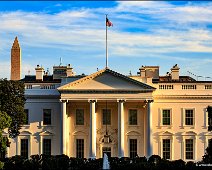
[103,100,111,144]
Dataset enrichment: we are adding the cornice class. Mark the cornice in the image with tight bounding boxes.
[58,89,154,94]
[154,95,212,99]
[25,95,60,99]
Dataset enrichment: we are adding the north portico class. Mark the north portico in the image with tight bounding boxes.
[58,68,155,158]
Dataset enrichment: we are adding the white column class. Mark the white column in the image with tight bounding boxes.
[61,100,67,155]
[89,100,97,159]
[40,136,43,155]
[146,100,153,157]
[6,147,9,157]
[6,137,10,157]
[118,99,125,157]
[66,107,70,157]
[16,137,19,155]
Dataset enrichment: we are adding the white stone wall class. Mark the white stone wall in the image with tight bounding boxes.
[7,93,61,158]
[5,79,212,162]
[151,90,212,161]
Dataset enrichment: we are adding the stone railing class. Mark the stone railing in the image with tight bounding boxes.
[156,84,212,90]
[25,84,60,89]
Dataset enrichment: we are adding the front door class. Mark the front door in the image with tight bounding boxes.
[102,147,111,158]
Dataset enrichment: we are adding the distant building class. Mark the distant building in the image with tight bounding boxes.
[2,37,212,161]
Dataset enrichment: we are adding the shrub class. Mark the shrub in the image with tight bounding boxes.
[0,154,197,170]
[0,161,3,170]
[3,155,25,170]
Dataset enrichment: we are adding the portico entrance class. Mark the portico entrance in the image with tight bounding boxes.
[102,147,111,158]
[58,68,155,158]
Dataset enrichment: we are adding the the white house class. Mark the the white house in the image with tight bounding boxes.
[3,37,212,162]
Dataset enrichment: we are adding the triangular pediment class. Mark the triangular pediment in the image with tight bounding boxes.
[40,130,54,136]
[58,68,155,92]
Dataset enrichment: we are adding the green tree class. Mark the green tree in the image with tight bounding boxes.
[202,138,212,163]
[0,79,26,153]
[0,111,12,153]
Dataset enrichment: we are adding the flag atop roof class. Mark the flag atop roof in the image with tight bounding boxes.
[106,17,113,27]
[105,15,113,69]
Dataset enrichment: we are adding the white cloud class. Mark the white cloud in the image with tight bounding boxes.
[116,1,212,24]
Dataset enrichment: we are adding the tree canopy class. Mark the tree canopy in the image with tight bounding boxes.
[0,79,26,152]
[202,138,212,163]
[0,111,11,152]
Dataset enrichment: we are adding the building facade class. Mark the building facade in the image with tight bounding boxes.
[3,37,212,162]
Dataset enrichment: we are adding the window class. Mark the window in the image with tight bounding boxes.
[21,139,28,158]
[102,147,111,158]
[129,139,137,158]
[129,109,137,125]
[103,109,111,125]
[185,139,193,159]
[76,109,84,125]
[185,109,194,126]
[24,109,29,125]
[208,139,212,148]
[208,106,212,131]
[162,110,171,125]
[43,139,51,155]
[76,139,84,158]
[208,116,212,131]
[162,139,170,159]
[43,109,51,125]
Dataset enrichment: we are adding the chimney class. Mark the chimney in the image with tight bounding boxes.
[171,64,180,80]
[66,64,74,77]
[139,66,146,78]
[139,66,159,79]
[35,65,44,81]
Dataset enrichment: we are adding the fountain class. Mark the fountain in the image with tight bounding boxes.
[102,153,110,169]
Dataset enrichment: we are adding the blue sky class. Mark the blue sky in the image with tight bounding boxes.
[0,1,211,80]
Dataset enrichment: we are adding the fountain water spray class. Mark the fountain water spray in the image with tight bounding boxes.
[103,153,110,169]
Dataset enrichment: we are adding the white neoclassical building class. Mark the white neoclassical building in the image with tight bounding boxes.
[3,64,211,162]
[3,37,212,162]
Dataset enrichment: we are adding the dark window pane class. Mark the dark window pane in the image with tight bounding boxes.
[43,109,51,125]
[162,110,170,125]
[76,139,84,158]
[102,147,111,158]
[130,139,137,158]
[129,109,137,125]
[163,139,170,159]
[103,109,111,125]
[185,139,193,159]
[21,139,28,158]
[185,110,193,126]
[24,109,29,125]
[208,111,212,131]
[43,139,51,155]
[76,109,84,125]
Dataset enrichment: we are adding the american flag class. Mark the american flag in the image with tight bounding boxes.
[106,18,113,27]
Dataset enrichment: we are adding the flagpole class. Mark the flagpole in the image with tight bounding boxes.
[106,14,108,69]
